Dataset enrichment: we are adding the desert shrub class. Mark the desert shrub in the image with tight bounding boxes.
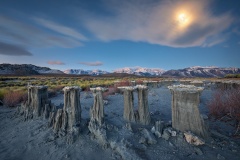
[0,89,8,100]
[103,86,119,99]
[136,80,144,85]
[225,74,240,78]
[208,87,240,133]
[116,80,131,87]
[3,90,27,107]
[48,85,64,98]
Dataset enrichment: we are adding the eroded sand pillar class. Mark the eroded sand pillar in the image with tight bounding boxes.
[118,86,136,122]
[89,87,107,125]
[26,85,49,119]
[136,85,151,125]
[62,86,81,132]
[168,85,209,138]
[88,87,108,146]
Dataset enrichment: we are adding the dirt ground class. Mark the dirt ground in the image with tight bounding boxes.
[0,85,240,160]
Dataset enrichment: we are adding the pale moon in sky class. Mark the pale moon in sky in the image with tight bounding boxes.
[175,11,192,29]
[178,13,187,23]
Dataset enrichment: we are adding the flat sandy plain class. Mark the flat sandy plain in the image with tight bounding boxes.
[0,83,240,160]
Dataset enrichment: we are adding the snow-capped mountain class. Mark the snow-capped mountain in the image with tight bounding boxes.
[162,66,240,77]
[64,69,109,75]
[1,64,239,77]
[0,64,64,75]
[114,67,165,76]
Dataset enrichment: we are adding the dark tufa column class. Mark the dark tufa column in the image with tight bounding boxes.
[168,85,209,139]
[28,85,48,117]
[62,86,81,143]
[17,85,50,120]
[89,87,107,126]
[88,87,108,146]
[136,85,151,125]
[63,86,81,133]
[49,86,81,143]
[118,86,137,123]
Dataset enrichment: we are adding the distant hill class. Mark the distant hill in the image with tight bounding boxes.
[162,66,240,77]
[64,66,240,77]
[1,64,239,77]
[64,69,109,76]
[113,67,165,77]
[0,64,64,75]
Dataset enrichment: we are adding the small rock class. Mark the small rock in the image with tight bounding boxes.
[125,123,133,132]
[151,126,156,133]
[103,100,108,105]
[217,154,225,160]
[141,129,157,145]
[162,129,171,141]
[171,131,177,137]
[154,121,164,138]
[184,131,205,146]
[139,137,147,144]
[194,147,203,155]
[155,131,162,138]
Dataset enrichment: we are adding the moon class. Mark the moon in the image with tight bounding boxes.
[175,11,192,29]
[178,13,187,23]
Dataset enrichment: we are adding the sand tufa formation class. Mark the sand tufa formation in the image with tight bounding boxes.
[88,87,108,146]
[168,84,209,139]
[17,85,52,120]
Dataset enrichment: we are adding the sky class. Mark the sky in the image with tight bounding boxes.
[0,0,240,72]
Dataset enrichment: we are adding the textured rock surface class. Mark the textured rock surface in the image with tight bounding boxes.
[17,85,51,120]
[141,128,157,145]
[184,131,205,146]
[63,86,81,133]
[88,87,108,146]
[154,121,164,138]
[49,86,81,143]
[89,87,107,126]
[28,85,49,117]
[110,139,142,160]
[168,85,209,139]
[118,87,136,123]
[136,85,151,125]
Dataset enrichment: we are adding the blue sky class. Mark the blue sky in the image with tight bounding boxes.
[0,0,240,72]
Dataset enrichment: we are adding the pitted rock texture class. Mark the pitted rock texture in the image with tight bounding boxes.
[168,85,209,139]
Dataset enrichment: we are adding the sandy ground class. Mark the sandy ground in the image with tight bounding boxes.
[0,85,240,160]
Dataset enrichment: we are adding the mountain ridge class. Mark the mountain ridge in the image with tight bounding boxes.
[1,64,240,77]
[0,63,64,75]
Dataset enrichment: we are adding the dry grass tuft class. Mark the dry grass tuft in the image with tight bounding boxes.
[208,87,240,135]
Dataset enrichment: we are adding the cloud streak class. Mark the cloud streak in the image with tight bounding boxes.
[0,15,85,49]
[47,61,65,65]
[0,41,32,56]
[79,61,103,66]
[33,18,88,41]
[82,0,233,47]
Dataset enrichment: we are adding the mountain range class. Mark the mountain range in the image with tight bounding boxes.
[0,64,64,75]
[0,64,240,77]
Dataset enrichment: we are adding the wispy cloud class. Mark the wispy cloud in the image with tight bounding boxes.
[79,61,103,66]
[33,18,88,41]
[47,61,65,65]
[82,0,233,47]
[0,15,84,49]
[0,41,32,56]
